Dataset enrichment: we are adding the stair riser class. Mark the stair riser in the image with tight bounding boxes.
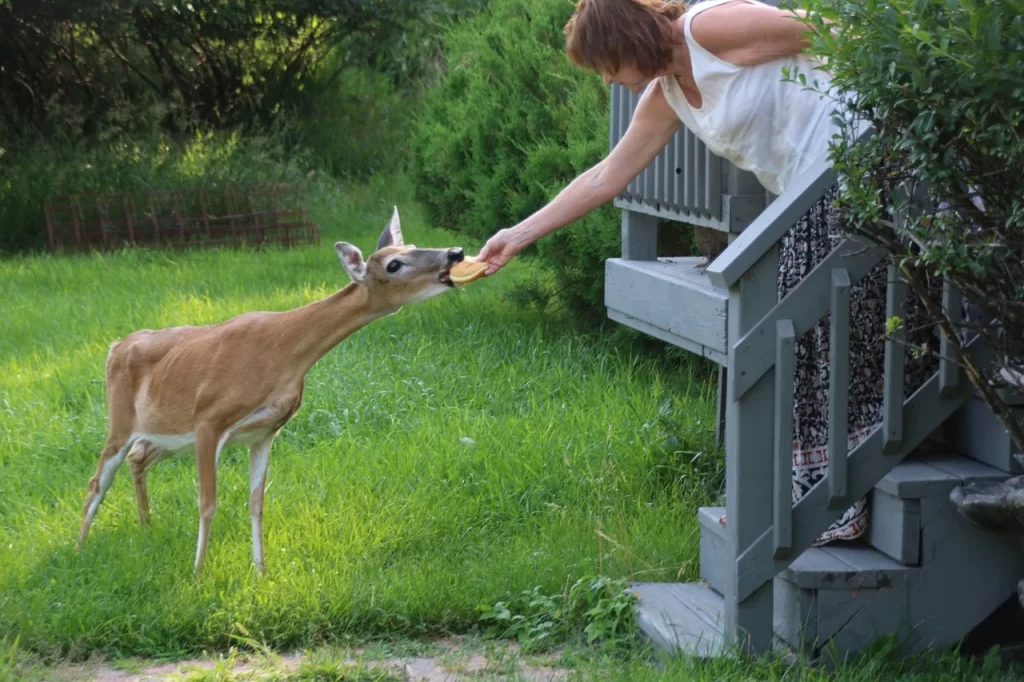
[865,489,920,564]
[698,507,727,595]
[774,495,1024,658]
[949,398,1023,474]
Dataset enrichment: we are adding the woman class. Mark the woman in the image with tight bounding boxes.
[476,0,939,545]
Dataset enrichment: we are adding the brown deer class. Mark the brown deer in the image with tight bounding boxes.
[76,207,469,575]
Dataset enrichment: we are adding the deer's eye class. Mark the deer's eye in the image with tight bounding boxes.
[386,260,403,274]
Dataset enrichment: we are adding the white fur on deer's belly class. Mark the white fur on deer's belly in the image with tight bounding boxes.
[129,406,282,460]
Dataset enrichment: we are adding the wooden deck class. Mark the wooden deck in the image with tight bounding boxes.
[605,256,728,365]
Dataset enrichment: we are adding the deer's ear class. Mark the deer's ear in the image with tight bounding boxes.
[376,205,404,250]
[336,242,366,283]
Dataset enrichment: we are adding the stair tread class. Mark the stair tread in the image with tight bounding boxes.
[877,450,1009,499]
[780,541,914,589]
[699,507,914,587]
[631,582,729,658]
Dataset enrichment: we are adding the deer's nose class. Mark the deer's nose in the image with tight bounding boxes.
[447,248,464,265]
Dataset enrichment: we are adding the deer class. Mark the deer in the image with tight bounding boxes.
[76,207,470,575]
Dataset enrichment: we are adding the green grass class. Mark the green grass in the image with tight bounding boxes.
[0,174,720,661]
[3,174,1006,681]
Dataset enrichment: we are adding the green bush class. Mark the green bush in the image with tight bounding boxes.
[0,120,318,254]
[0,60,426,253]
[284,65,416,182]
[794,0,1024,451]
[0,0,441,132]
[477,576,639,653]
[410,0,624,324]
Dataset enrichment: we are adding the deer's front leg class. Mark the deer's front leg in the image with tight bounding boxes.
[248,433,277,574]
[194,424,223,575]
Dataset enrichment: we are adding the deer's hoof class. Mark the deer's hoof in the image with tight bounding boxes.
[950,476,1024,535]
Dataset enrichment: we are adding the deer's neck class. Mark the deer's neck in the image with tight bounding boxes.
[280,284,389,376]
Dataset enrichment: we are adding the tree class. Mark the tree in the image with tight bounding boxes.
[0,0,445,132]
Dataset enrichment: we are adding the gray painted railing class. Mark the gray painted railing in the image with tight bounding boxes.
[609,84,769,234]
[701,154,974,654]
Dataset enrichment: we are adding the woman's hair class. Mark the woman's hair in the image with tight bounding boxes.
[564,0,688,77]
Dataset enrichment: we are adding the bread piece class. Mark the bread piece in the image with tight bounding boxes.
[449,258,488,284]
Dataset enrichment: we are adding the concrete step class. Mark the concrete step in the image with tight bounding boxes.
[605,256,728,365]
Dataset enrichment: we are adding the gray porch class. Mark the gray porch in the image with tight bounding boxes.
[605,81,1024,660]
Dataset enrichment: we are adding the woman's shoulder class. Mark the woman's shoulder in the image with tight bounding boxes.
[684,1,757,58]
[686,0,809,68]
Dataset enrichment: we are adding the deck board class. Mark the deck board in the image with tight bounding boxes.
[605,257,728,361]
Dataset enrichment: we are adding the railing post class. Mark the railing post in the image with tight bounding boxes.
[883,263,907,454]
[773,320,796,559]
[620,210,658,260]
[723,244,780,655]
[828,268,851,507]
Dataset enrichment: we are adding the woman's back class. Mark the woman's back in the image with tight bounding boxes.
[659,0,841,195]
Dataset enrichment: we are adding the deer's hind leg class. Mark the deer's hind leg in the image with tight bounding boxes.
[79,352,139,549]
[127,440,168,527]
[248,431,279,574]
[193,423,227,576]
[78,433,136,549]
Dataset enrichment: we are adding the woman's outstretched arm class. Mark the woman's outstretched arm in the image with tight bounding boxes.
[478,80,681,275]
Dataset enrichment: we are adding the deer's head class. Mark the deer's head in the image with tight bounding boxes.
[335,207,465,312]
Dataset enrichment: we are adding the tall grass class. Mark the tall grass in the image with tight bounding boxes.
[0,175,719,660]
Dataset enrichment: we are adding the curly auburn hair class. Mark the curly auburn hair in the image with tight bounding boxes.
[564,0,689,77]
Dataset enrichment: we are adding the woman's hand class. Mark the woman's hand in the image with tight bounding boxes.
[477,227,527,276]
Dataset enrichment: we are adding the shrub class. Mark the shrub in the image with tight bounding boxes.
[284,65,416,182]
[410,0,627,325]
[794,0,1024,451]
[0,123,316,254]
[477,576,639,653]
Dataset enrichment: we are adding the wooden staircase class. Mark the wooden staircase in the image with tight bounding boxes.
[603,80,1024,660]
[635,448,1024,659]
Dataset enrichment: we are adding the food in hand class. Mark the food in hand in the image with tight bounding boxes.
[449,258,489,285]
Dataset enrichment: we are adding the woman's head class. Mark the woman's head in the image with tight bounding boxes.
[564,0,687,90]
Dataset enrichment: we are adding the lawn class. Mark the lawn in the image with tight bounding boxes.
[0,177,721,661]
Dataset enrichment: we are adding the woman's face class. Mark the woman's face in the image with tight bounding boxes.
[600,63,651,94]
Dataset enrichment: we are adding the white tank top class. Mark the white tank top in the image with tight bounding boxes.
[658,0,841,195]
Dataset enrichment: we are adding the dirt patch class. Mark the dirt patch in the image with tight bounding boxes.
[30,640,574,681]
